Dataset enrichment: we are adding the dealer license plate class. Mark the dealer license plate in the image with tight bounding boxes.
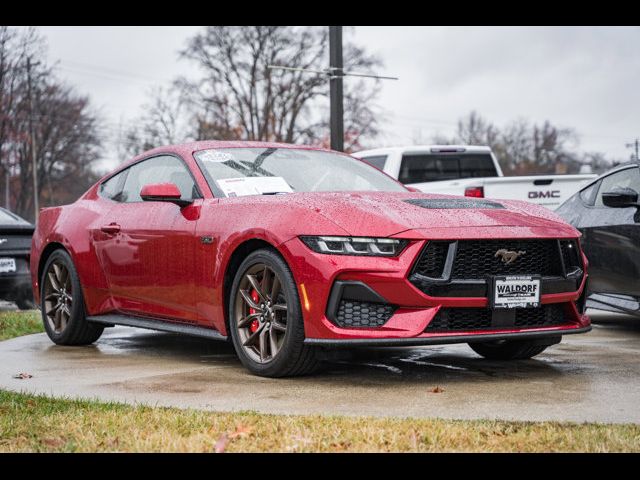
[0,257,16,273]
[490,275,541,309]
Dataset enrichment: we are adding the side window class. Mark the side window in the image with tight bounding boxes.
[99,170,127,201]
[595,168,640,207]
[579,181,600,206]
[120,155,199,203]
[399,155,458,184]
[360,155,387,170]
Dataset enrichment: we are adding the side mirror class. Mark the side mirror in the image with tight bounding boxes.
[602,188,639,208]
[140,183,192,207]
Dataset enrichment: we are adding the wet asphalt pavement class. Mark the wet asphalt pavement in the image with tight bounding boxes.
[1,309,638,423]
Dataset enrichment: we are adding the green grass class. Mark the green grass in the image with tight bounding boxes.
[1,310,639,452]
[0,390,639,452]
[0,310,43,341]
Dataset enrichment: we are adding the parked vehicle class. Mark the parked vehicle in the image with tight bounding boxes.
[556,162,640,317]
[0,208,35,309]
[354,145,597,210]
[31,141,590,377]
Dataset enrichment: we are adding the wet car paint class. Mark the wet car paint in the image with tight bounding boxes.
[30,140,590,342]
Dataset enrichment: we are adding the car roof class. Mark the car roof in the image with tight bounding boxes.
[353,145,493,157]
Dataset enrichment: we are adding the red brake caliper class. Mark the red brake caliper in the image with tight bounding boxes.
[248,289,260,333]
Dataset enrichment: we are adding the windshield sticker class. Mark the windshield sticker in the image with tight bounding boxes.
[198,150,235,163]
[217,177,293,197]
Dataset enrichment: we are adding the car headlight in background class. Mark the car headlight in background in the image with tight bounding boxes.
[300,236,408,257]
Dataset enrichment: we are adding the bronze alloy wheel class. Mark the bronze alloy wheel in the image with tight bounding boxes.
[234,263,289,363]
[43,261,73,334]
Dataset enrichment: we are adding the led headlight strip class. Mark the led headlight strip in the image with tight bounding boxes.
[300,236,408,257]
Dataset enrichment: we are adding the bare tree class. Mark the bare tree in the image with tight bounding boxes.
[455,111,499,147]
[124,26,383,154]
[119,86,191,158]
[437,111,597,175]
[0,26,102,221]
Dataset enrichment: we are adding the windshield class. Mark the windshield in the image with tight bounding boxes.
[194,148,407,198]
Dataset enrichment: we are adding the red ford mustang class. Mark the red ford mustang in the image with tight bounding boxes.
[30,141,591,377]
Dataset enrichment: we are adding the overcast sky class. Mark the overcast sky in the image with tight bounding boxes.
[39,26,640,169]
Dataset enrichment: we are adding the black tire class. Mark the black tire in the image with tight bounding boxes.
[228,248,319,377]
[40,249,104,345]
[468,340,550,360]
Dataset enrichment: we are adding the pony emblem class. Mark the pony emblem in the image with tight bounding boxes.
[495,249,526,265]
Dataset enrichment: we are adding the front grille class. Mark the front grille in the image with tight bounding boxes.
[334,300,396,328]
[425,304,567,332]
[451,240,563,278]
[410,239,584,298]
[514,304,565,327]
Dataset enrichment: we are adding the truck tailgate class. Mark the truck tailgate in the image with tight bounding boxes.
[482,175,597,209]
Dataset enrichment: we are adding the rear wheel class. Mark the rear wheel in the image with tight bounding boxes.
[41,249,103,345]
[229,249,319,377]
[468,339,552,360]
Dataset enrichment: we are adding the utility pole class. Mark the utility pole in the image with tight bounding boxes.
[268,26,398,152]
[4,167,9,209]
[26,58,39,221]
[329,26,344,152]
[627,138,639,162]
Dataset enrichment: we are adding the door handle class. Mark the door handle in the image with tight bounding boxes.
[100,223,121,235]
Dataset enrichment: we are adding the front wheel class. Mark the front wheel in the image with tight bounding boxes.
[228,249,319,377]
[41,249,104,345]
[468,339,553,360]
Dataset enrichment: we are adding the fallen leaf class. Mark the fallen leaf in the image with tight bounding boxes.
[42,437,65,448]
[215,433,228,453]
[409,431,419,450]
[12,373,32,379]
[430,386,445,393]
[229,424,253,439]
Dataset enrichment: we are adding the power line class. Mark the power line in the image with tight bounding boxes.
[59,59,160,82]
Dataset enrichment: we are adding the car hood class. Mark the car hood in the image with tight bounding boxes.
[287,191,580,239]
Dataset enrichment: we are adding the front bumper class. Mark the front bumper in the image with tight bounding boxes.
[305,325,592,347]
[280,236,591,343]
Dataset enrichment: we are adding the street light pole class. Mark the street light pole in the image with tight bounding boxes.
[627,138,639,162]
[329,26,344,152]
[26,58,39,222]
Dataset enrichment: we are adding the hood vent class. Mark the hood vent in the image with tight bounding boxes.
[404,198,505,210]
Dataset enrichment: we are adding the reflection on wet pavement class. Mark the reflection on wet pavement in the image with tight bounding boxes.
[1,309,638,423]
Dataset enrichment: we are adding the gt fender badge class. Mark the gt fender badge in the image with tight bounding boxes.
[495,249,526,265]
[201,236,214,245]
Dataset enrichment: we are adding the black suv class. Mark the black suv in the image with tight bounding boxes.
[0,208,35,309]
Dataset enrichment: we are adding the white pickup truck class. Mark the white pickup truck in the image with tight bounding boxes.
[353,145,597,210]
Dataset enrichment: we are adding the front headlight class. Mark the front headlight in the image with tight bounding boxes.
[300,236,408,257]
